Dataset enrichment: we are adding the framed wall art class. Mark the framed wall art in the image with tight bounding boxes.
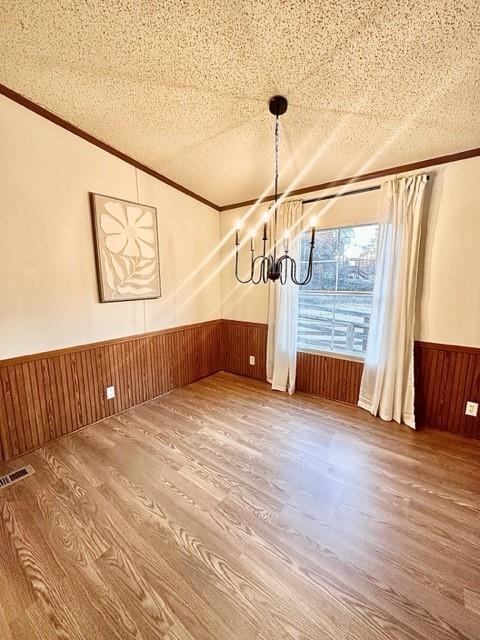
[90,192,161,302]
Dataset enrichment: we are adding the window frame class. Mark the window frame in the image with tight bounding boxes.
[297,222,379,361]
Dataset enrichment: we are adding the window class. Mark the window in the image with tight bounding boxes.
[297,223,378,358]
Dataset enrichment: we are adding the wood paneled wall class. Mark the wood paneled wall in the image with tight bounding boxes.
[296,351,363,405]
[221,320,267,380]
[220,320,362,404]
[1,320,479,463]
[0,320,221,462]
[414,341,480,438]
[221,320,480,438]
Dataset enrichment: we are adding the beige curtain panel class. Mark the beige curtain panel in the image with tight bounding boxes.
[359,174,429,428]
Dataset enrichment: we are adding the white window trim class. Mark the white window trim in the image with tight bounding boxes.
[297,221,378,361]
[297,346,364,363]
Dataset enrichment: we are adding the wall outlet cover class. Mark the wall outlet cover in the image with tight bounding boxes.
[106,385,115,400]
[465,401,478,417]
[249,355,255,366]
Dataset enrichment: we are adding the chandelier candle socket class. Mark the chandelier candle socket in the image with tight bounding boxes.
[234,95,316,285]
[235,219,242,246]
[310,216,317,243]
[262,211,269,242]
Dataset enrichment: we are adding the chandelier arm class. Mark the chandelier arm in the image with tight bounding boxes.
[280,254,292,284]
[253,254,267,266]
[251,255,269,285]
[276,254,290,285]
[275,246,315,286]
[263,255,272,283]
[234,246,255,284]
[265,256,270,282]
[291,242,315,286]
[264,255,271,283]
[281,259,288,285]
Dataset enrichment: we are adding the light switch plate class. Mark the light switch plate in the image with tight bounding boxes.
[465,401,478,417]
[106,385,115,400]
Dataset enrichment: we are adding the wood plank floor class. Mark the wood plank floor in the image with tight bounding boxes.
[1,371,479,640]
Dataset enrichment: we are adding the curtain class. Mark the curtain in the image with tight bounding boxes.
[358,174,428,428]
[266,200,303,394]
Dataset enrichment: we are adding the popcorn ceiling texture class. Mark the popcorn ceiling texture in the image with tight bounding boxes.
[1,1,479,206]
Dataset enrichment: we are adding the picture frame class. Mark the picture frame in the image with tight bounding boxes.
[89,192,161,302]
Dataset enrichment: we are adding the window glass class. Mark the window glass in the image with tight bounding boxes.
[297,224,378,357]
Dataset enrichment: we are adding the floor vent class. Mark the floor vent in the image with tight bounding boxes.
[0,465,35,490]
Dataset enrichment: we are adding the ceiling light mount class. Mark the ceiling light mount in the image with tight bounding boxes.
[268,95,288,117]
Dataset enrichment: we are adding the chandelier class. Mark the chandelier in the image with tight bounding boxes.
[234,95,316,285]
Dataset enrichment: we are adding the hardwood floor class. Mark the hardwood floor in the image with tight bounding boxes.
[1,371,479,640]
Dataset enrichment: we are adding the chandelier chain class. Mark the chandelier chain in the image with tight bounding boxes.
[273,113,279,262]
[275,114,279,202]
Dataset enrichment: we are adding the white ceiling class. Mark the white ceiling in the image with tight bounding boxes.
[1,1,479,207]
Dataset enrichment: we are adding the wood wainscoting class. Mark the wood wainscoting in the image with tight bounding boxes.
[1,320,479,462]
[414,341,480,438]
[221,320,480,438]
[296,351,363,405]
[220,320,363,405]
[0,320,221,462]
[221,320,267,381]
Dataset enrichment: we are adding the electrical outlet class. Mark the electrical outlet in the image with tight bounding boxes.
[249,355,255,366]
[106,385,115,400]
[465,401,478,417]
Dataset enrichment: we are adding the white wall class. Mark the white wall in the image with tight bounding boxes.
[0,96,222,359]
[220,156,480,348]
[2,94,478,359]
[418,158,480,347]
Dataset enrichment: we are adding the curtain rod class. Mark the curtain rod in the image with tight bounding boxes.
[302,174,430,205]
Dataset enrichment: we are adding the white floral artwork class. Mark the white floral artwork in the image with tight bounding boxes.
[90,193,161,302]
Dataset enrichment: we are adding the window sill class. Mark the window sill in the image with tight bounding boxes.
[297,347,364,363]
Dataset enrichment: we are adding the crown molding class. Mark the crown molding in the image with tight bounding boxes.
[2,82,479,215]
[0,83,220,211]
[218,147,480,211]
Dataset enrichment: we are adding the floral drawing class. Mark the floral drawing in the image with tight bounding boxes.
[91,194,161,302]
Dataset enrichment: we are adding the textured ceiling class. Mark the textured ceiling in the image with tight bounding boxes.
[1,1,479,207]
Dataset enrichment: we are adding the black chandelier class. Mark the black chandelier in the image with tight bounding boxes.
[234,95,316,285]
